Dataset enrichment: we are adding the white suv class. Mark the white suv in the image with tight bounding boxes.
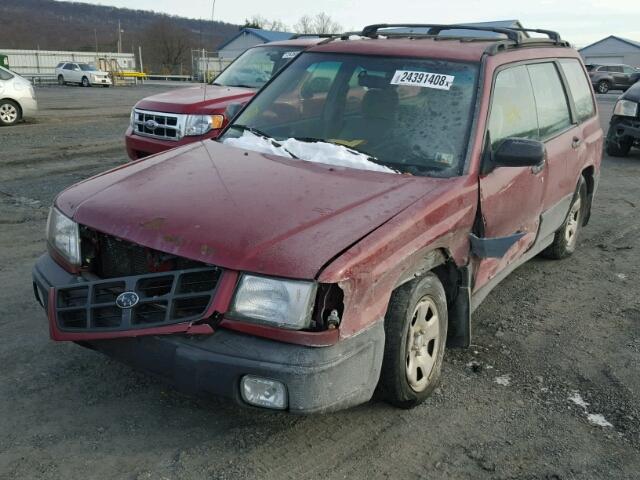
[55,62,112,87]
[0,66,37,126]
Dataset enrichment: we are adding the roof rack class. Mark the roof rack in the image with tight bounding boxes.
[289,33,336,39]
[360,23,565,46]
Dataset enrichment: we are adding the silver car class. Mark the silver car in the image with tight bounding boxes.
[0,66,38,126]
[55,62,112,87]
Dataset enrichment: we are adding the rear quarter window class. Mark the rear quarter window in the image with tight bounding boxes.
[559,59,596,123]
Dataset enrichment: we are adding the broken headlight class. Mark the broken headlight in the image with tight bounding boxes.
[47,207,81,267]
[231,274,317,330]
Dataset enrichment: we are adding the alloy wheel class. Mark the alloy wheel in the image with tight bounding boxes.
[0,103,18,124]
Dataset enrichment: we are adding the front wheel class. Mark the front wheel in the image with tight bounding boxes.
[81,76,90,87]
[606,130,633,157]
[542,177,586,259]
[0,99,21,126]
[378,272,448,408]
[597,80,610,94]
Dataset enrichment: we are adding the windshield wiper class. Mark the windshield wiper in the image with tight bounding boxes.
[226,84,257,89]
[290,137,401,173]
[230,125,299,159]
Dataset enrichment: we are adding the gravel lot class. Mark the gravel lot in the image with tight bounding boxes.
[0,86,639,480]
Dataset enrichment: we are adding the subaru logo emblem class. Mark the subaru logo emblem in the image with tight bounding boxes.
[116,291,139,309]
[144,119,159,130]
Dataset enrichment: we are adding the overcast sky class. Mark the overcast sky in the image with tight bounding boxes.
[59,0,640,47]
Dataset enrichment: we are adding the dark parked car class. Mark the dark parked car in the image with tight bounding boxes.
[33,24,603,413]
[588,64,640,94]
[606,80,640,156]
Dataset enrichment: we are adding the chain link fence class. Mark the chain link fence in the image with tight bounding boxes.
[191,49,232,83]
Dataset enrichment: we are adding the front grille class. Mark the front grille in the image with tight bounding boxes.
[81,229,205,278]
[54,267,221,332]
[133,108,185,141]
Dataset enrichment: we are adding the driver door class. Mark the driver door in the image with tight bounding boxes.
[473,64,546,292]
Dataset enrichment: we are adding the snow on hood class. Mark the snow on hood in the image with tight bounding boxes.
[223,130,398,174]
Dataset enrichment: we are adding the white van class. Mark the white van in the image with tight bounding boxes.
[0,66,37,126]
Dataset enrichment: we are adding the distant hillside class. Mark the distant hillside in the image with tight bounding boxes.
[0,0,240,73]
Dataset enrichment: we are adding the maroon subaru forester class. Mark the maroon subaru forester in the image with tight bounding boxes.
[33,24,603,413]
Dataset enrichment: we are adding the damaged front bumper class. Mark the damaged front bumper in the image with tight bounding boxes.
[609,116,640,142]
[32,254,384,413]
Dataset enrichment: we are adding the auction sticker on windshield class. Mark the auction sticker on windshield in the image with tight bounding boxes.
[390,71,454,90]
[282,51,299,59]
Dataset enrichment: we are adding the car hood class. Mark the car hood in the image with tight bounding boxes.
[56,141,442,279]
[621,81,640,103]
[135,85,256,114]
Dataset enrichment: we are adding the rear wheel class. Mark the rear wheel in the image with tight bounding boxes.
[81,76,90,87]
[57,75,65,86]
[597,80,610,94]
[378,272,448,408]
[0,100,21,126]
[542,177,586,259]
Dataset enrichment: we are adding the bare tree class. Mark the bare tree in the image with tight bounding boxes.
[142,18,192,74]
[244,15,288,31]
[294,13,342,35]
[294,15,314,34]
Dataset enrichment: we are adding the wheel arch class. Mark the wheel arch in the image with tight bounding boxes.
[581,165,596,226]
[391,247,471,349]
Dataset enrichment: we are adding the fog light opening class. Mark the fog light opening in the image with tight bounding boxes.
[240,375,287,410]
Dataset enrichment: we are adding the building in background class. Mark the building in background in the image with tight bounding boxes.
[579,36,640,67]
[0,49,136,80]
[217,28,294,60]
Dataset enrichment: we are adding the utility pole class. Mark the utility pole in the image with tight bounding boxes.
[117,20,122,54]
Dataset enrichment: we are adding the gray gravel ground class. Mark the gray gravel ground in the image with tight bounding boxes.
[0,86,639,479]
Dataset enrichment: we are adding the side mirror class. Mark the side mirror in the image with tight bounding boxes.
[492,138,545,169]
[225,102,244,122]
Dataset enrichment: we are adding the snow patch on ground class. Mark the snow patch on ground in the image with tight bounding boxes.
[494,375,510,386]
[223,131,398,174]
[568,391,589,409]
[568,391,614,428]
[587,414,613,428]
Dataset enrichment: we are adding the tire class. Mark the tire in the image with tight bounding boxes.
[81,76,90,87]
[597,80,610,94]
[57,75,65,86]
[606,131,633,157]
[0,99,21,126]
[542,177,587,260]
[378,272,448,409]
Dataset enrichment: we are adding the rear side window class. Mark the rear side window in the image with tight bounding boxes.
[488,65,539,148]
[527,63,572,139]
[63,63,74,70]
[560,59,596,123]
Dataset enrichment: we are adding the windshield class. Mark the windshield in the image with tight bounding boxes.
[219,52,479,176]
[78,63,96,71]
[213,45,304,89]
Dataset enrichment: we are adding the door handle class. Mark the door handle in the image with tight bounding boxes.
[572,137,582,149]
